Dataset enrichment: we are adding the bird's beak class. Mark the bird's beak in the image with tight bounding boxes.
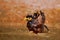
[24,17,32,21]
[24,17,28,20]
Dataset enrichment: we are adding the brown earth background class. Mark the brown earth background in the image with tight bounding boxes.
[0,0,60,28]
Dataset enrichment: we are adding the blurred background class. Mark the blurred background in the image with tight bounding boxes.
[0,0,60,28]
[0,0,60,40]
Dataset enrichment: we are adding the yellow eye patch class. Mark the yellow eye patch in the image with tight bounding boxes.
[28,18,32,20]
[24,17,32,21]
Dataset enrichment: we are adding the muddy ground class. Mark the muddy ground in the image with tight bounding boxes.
[0,25,60,40]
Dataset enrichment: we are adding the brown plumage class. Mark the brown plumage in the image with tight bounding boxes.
[26,11,49,34]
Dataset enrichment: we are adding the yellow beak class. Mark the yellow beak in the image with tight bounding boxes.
[24,18,28,20]
[24,17,32,21]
